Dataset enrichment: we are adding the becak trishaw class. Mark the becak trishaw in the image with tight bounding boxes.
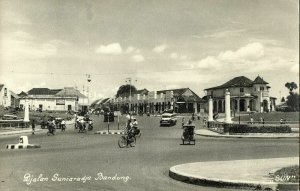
[181,124,195,145]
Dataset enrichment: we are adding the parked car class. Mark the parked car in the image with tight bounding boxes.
[160,113,177,126]
[2,114,18,120]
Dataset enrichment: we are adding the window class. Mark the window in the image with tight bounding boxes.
[211,91,214,97]
[240,88,244,93]
[260,87,264,91]
[4,88,7,96]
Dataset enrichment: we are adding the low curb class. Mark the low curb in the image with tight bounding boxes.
[6,144,41,149]
[195,131,299,139]
[94,131,124,135]
[0,129,44,136]
[169,166,299,191]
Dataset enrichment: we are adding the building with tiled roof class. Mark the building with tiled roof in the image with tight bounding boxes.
[19,87,87,111]
[204,75,276,113]
[113,87,204,114]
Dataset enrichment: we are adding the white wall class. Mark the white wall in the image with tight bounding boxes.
[0,85,11,107]
[20,98,77,111]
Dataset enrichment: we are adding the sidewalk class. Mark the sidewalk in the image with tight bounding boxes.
[0,119,75,137]
[0,128,45,136]
[169,157,299,191]
[195,129,299,138]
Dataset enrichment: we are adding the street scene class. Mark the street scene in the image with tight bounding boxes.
[0,0,299,191]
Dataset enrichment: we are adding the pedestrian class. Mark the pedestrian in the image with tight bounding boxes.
[181,118,185,128]
[280,118,283,124]
[203,118,207,127]
[250,116,254,124]
[31,119,36,135]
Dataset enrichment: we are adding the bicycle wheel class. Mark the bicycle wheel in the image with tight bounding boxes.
[130,137,136,147]
[118,136,127,148]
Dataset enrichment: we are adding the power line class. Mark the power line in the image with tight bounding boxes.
[5,67,197,76]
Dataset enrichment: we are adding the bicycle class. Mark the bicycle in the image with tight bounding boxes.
[118,127,136,148]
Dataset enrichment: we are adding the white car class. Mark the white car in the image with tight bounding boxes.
[160,113,177,126]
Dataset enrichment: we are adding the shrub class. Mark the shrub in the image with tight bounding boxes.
[224,123,292,134]
[274,165,299,183]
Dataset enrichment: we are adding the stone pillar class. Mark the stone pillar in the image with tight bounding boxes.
[193,102,198,113]
[246,99,250,112]
[208,97,214,122]
[260,91,263,113]
[237,99,240,112]
[225,89,232,123]
[23,101,30,122]
[266,97,270,111]
[222,100,225,113]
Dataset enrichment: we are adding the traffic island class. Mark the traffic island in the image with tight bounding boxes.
[95,130,125,135]
[169,157,299,191]
[6,136,41,150]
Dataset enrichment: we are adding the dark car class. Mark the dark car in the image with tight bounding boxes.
[104,112,114,122]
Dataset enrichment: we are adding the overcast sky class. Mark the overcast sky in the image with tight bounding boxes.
[0,0,299,101]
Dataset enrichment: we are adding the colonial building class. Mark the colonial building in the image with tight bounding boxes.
[90,98,113,111]
[0,84,19,108]
[112,88,203,114]
[19,87,87,111]
[204,76,277,113]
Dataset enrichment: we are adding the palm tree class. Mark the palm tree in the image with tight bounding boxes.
[285,82,298,93]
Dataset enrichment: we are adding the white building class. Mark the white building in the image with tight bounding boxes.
[204,76,277,113]
[0,84,19,108]
[19,87,87,111]
[113,88,204,114]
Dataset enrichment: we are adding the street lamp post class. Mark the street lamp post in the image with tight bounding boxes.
[86,74,91,113]
[125,77,137,116]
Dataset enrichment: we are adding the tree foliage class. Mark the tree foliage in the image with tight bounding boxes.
[116,84,137,98]
[286,93,300,112]
[285,82,298,93]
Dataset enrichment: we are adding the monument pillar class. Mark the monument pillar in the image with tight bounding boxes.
[208,97,214,122]
[225,89,232,123]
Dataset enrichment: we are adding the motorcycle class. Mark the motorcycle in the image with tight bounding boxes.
[47,126,56,136]
[78,120,86,133]
[131,126,141,137]
[87,120,93,131]
[61,124,66,132]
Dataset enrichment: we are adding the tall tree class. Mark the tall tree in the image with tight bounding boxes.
[286,93,300,111]
[116,84,137,98]
[285,82,298,93]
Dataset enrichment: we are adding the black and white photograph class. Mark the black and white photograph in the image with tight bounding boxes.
[0,0,299,190]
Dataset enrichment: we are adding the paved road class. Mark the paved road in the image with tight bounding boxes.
[0,115,298,191]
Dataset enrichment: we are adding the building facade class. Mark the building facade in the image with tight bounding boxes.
[112,88,203,114]
[204,76,276,113]
[0,84,19,108]
[19,87,87,111]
